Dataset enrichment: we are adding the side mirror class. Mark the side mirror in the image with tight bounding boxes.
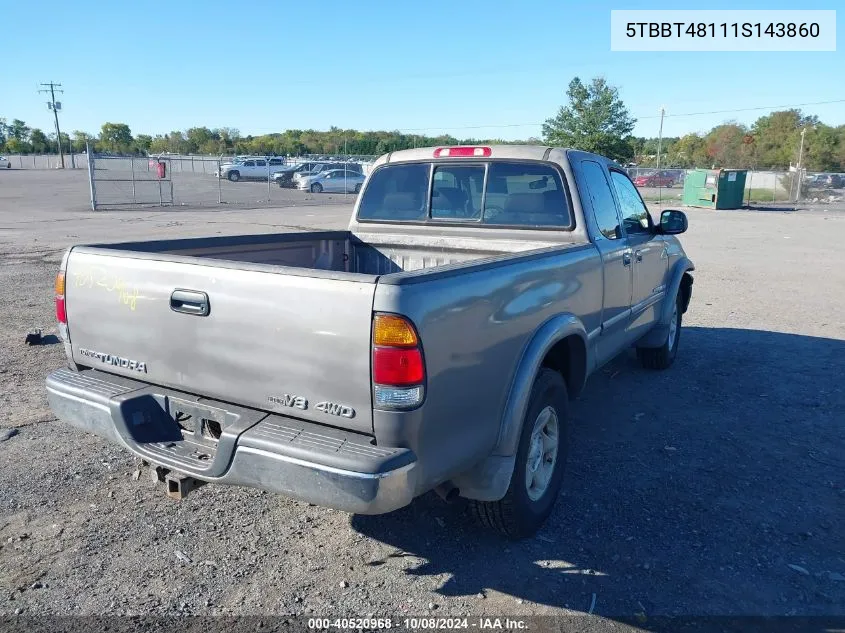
[659,209,688,235]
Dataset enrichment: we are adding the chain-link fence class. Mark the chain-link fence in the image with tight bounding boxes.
[626,167,844,206]
[87,153,378,210]
[75,152,845,210]
[2,153,86,169]
[89,156,174,208]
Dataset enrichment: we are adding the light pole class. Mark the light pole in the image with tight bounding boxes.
[794,127,807,202]
[655,106,666,170]
[39,82,65,168]
[655,106,666,204]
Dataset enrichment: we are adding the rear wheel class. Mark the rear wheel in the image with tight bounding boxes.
[310,183,323,193]
[354,183,362,193]
[637,297,681,370]
[470,368,568,539]
[228,171,240,182]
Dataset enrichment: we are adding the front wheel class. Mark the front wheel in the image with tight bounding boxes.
[227,171,240,182]
[354,183,362,193]
[470,368,568,539]
[637,297,681,370]
[310,182,323,193]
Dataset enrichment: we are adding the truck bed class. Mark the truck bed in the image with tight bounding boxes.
[94,230,569,278]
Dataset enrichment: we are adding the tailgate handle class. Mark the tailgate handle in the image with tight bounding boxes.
[170,289,209,316]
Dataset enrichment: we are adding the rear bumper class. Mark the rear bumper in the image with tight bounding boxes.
[46,368,417,514]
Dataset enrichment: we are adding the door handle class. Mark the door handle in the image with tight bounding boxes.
[635,250,643,262]
[170,289,210,316]
[622,252,632,267]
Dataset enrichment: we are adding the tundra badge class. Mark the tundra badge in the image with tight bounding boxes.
[78,348,147,372]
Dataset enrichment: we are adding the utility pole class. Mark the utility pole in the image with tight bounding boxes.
[794,127,807,202]
[39,82,65,168]
[655,106,666,170]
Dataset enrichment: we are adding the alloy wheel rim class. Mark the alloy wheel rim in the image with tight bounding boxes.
[525,405,559,501]
[668,304,679,349]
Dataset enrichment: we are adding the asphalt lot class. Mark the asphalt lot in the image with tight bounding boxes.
[0,169,843,624]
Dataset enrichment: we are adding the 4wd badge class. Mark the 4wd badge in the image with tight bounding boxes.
[315,401,355,419]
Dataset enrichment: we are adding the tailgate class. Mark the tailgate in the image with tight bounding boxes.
[64,250,376,433]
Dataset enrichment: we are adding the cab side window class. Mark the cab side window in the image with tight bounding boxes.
[610,171,651,235]
[581,161,621,240]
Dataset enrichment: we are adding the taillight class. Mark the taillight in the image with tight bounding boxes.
[372,314,425,409]
[433,146,491,158]
[55,271,67,324]
[373,347,424,384]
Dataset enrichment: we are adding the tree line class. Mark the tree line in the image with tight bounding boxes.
[540,77,845,172]
[628,111,844,172]
[2,76,844,172]
[0,119,493,161]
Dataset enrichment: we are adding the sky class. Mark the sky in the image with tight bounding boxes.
[1,0,842,142]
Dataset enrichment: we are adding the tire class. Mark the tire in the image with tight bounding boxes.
[469,368,569,539]
[354,183,362,193]
[637,296,681,370]
[228,170,240,182]
[310,182,323,194]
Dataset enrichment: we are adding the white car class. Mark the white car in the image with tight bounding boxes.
[0,156,10,169]
[297,169,366,193]
[217,156,288,182]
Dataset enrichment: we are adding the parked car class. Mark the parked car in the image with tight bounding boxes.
[277,162,363,188]
[46,145,693,538]
[273,162,329,187]
[297,169,366,193]
[633,170,678,188]
[217,156,287,182]
[806,174,844,189]
[0,156,10,169]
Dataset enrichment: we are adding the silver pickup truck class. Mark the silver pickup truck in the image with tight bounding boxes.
[47,145,693,538]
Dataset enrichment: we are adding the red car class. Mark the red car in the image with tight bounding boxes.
[633,171,677,188]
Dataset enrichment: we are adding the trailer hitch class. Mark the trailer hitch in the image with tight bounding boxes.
[164,471,206,500]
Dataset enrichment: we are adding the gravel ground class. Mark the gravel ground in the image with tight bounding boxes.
[0,170,843,624]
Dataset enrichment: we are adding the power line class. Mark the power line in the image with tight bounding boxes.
[38,81,64,168]
[642,98,845,119]
[398,98,845,132]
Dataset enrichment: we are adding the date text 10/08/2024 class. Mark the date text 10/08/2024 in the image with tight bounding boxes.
[307,618,528,630]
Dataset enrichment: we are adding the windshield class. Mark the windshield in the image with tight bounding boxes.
[357,161,572,228]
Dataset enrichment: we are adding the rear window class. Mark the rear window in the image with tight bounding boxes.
[357,161,572,228]
[358,163,430,221]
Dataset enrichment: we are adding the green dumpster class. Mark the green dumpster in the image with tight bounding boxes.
[682,169,747,209]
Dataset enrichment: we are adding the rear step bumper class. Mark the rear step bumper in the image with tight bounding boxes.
[46,368,417,514]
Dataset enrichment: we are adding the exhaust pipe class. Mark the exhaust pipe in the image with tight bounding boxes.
[164,472,206,500]
[434,482,459,503]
